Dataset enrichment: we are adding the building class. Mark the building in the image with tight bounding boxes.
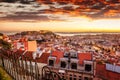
[47,50,94,80]
[96,63,120,80]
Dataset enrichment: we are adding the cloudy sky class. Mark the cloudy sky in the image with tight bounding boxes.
[0,0,120,33]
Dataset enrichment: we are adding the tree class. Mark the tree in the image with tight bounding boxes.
[0,33,3,36]
[0,39,11,50]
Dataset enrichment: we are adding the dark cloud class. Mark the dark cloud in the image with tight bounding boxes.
[0,1,120,22]
[0,15,49,21]
[0,11,67,22]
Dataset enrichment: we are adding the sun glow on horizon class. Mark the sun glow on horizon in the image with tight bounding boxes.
[0,16,120,32]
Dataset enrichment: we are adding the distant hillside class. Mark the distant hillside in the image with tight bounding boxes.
[15,30,56,36]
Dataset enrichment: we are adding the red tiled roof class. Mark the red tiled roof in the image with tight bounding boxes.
[52,50,64,64]
[24,51,33,60]
[15,50,50,63]
[78,53,92,65]
[36,53,50,64]
[110,52,115,56]
[14,50,24,56]
[116,63,120,66]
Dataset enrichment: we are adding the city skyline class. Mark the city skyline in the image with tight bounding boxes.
[0,0,120,33]
[0,1,120,80]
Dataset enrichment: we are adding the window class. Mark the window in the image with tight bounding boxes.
[62,76,64,79]
[61,61,66,68]
[74,75,76,77]
[73,78,76,80]
[85,64,92,72]
[71,52,77,58]
[79,76,82,80]
[64,52,69,57]
[71,63,77,69]
[69,74,72,80]
[73,75,77,80]
[84,77,89,80]
[54,74,56,78]
[69,77,72,80]
[49,60,54,66]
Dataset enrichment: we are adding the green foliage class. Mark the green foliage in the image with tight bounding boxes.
[15,30,55,36]
[97,61,103,64]
[0,39,11,50]
[43,31,54,35]
[0,67,12,80]
[0,33,3,36]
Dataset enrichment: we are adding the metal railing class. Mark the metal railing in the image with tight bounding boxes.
[0,49,62,80]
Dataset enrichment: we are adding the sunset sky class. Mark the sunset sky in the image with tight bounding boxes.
[0,0,120,33]
[1,18,120,32]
